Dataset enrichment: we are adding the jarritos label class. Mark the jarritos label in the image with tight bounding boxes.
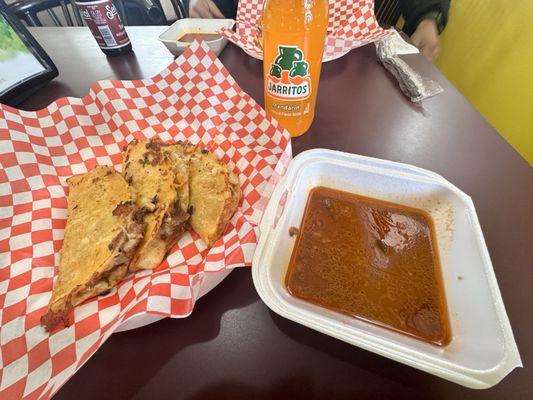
[266,45,311,100]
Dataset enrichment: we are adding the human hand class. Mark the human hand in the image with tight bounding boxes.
[410,19,440,62]
[189,0,225,18]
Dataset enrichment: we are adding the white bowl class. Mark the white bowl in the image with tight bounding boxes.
[159,18,235,57]
[252,149,521,389]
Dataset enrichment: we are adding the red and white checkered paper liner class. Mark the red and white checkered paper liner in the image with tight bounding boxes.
[221,0,392,61]
[0,39,291,399]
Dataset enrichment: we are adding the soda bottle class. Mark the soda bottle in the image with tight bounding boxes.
[263,0,328,137]
[75,0,133,56]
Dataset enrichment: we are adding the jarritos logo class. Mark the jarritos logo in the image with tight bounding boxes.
[266,45,311,100]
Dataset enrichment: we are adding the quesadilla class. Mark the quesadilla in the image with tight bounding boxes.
[165,144,241,247]
[163,141,196,214]
[41,166,145,330]
[123,139,189,271]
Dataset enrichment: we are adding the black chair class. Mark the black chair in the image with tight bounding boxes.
[10,0,81,26]
[169,0,187,20]
[10,0,167,26]
[375,0,401,28]
[122,0,167,25]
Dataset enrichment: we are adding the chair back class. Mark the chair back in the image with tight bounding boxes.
[10,0,83,26]
[10,0,166,27]
[374,0,401,28]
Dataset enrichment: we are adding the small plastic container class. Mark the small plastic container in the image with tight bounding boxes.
[252,149,521,389]
[158,18,235,57]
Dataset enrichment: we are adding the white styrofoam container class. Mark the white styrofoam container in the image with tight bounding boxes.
[252,149,522,389]
[158,18,235,57]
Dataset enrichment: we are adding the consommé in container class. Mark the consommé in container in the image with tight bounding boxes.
[252,149,521,389]
[159,18,235,56]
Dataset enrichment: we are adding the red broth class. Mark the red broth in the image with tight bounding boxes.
[285,187,451,346]
[177,32,221,43]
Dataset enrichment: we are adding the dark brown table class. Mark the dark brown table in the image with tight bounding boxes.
[25,27,532,400]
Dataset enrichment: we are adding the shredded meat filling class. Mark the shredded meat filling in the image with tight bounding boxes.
[93,208,145,286]
[41,205,145,331]
[157,203,189,242]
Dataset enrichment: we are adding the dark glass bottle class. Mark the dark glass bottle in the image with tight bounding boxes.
[75,0,132,56]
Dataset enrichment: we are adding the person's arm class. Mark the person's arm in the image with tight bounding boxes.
[189,0,237,19]
[399,0,450,62]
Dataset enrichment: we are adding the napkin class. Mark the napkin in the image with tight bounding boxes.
[221,0,392,61]
[0,39,291,399]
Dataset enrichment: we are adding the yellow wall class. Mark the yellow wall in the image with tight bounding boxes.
[436,1,533,165]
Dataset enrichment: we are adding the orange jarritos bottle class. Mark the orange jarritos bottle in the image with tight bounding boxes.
[263,0,329,137]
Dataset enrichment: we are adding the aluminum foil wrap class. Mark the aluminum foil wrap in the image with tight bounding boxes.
[376,36,443,102]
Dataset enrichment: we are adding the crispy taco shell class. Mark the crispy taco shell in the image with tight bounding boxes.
[41,166,144,330]
[123,139,189,271]
[187,147,241,247]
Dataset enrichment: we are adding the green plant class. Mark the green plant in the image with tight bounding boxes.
[0,16,30,62]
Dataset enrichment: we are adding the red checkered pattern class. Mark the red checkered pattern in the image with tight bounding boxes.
[0,39,291,399]
[221,0,392,61]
